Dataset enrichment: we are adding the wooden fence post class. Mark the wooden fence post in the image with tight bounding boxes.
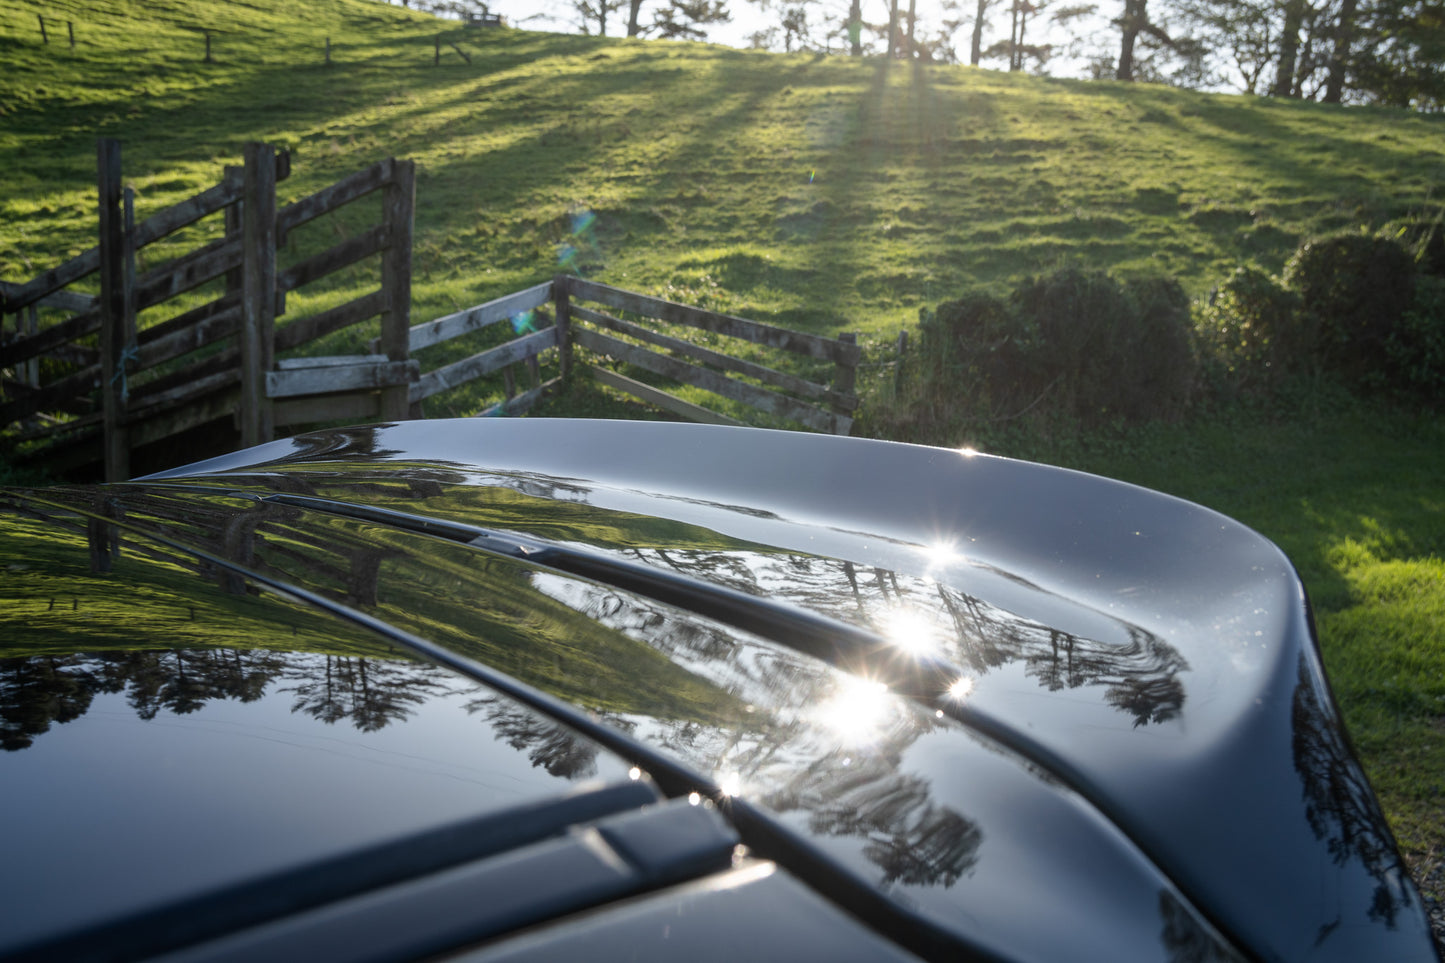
[893,329,907,397]
[379,159,415,421]
[24,305,39,389]
[97,138,129,481]
[833,331,857,405]
[122,187,137,348]
[240,142,277,448]
[223,165,243,298]
[553,275,572,380]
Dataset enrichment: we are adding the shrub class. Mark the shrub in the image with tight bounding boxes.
[1197,266,1304,382]
[1283,232,1416,384]
[911,268,1196,429]
[1386,276,1445,402]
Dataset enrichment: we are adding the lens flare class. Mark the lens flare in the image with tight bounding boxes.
[947,676,976,701]
[878,606,942,659]
[510,309,536,334]
[920,540,963,572]
[717,771,743,797]
[814,675,892,746]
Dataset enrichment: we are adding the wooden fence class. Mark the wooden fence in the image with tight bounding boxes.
[2,141,860,481]
[559,277,858,436]
[1,140,415,480]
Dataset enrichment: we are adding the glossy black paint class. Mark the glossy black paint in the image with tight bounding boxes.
[2,419,1436,963]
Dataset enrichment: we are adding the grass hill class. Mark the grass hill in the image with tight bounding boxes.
[3,0,1443,347]
[2,1,1443,935]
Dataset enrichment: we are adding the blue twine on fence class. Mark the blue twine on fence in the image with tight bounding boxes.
[110,343,139,402]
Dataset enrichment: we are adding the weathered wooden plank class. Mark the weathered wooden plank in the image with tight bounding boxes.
[555,275,573,379]
[273,392,381,428]
[0,282,97,314]
[128,368,239,420]
[276,291,386,352]
[4,408,104,445]
[275,159,393,238]
[586,365,745,427]
[129,384,241,449]
[130,349,238,404]
[0,307,101,367]
[131,178,241,250]
[137,292,240,347]
[135,304,241,370]
[267,359,418,399]
[566,277,862,365]
[241,142,277,447]
[0,363,101,426]
[275,354,388,369]
[0,250,100,314]
[97,138,129,481]
[278,225,389,293]
[134,234,242,309]
[379,158,414,422]
[42,344,100,368]
[409,327,559,403]
[406,281,552,352]
[832,332,858,414]
[0,378,94,419]
[570,305,858,412]
[573,328,841,433]
[477,376,563,418]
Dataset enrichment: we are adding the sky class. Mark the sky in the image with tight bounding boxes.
[391,0,1125,80]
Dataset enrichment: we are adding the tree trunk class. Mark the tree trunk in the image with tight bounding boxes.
[1016,0,1028,68]
[907,0,917,56]
[627,0,643,36]
[888,0,900,57]
[1116,0,1144,81]
[1323,0,1357,103]
[1273,0,1308,97]
[1009,0,1020,70]
[849,0,862,55]
[971,0,987,64]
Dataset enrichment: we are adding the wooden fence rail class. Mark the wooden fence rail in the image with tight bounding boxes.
[1,140,413,480]
[3,143,861,480]
[559,276,858,435]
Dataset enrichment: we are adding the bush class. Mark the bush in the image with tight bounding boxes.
[1283,233,1416,384]
[912,268,1196,428]
[1387,276,1445,402]
[1198,266,1304,383]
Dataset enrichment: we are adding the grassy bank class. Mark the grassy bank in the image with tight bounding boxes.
[3,0,1443,346]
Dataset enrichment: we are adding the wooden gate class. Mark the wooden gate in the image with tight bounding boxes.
[0,140,416,480]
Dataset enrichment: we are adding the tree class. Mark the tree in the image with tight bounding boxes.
[651,0,732,37]
[971,0,997,63]
[575,0,627,34]
[781,3,812,49]
[1342,0,1445,107]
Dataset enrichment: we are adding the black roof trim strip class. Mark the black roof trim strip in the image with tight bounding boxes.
[6,781,661,963]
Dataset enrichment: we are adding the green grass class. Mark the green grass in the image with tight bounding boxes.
[2,0,1442,926]
[953,390,1445,912]
[3,0,1443,347]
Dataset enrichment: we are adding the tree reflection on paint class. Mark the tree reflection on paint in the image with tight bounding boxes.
[625,547,1190,727]
[1291,655,1419,931]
